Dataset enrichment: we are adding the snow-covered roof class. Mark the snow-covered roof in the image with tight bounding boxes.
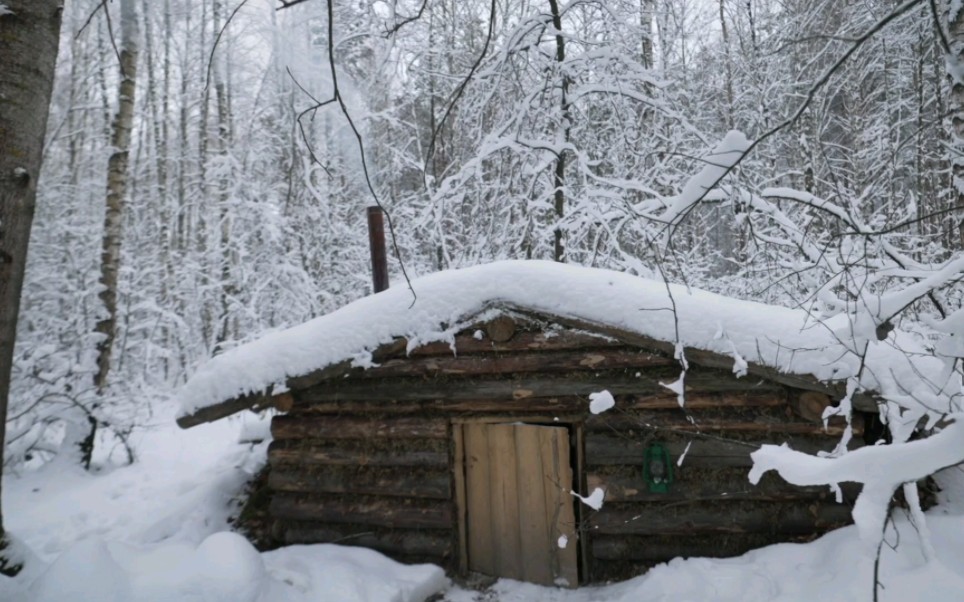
[176,261,961,426]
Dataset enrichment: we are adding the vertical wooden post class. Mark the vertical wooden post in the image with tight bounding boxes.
[367,206,389,293]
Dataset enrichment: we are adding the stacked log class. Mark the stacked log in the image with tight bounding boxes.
[267,319,860,580]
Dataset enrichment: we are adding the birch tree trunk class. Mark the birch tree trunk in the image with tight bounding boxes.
[548,0,570,263]
[947,0,964,250]
[213,0,237,349]
[93,0,139,459]
[640,0,655,70]
[719,0,734,129]
[0,0,63,575]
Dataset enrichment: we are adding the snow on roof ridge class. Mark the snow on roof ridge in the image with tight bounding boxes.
[176,260,961,422]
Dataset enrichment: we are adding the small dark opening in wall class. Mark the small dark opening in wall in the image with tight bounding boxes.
[861,410,889,445]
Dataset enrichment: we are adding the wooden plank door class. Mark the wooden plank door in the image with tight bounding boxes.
[463,423,579,587]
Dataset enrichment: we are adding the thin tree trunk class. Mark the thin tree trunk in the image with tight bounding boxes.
[66,35,82,184]
[719,0,734,129]
[933,25,950,246]
[97,24,113,139]
[548,0,570,263]
[213,0,236,349]
[197,0,215,353]
[640,0,654,70]
[948,0,964,250]
[176,2,190,252]
[93,0,139,458]
[198,0,210,197]
[0,0,63,575]
[141,0,172,381]
[159,0,173,380]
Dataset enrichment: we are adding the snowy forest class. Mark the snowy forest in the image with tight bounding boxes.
[2,0,964,600]
[9,0,963,474]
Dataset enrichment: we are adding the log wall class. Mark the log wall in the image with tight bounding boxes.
[267,319,861,581]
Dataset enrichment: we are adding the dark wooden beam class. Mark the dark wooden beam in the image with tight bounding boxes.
[175,391,292,429]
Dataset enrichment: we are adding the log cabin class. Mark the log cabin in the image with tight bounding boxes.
[176,261,950,586]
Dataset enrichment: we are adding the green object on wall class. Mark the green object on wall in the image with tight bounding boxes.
[643,443,674,493]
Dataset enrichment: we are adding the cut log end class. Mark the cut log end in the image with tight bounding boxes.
[793,391,832,422]
[485,316,517,343]
[273,392,295,413]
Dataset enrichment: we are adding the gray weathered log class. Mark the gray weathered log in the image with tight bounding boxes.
[592,534,789,561]
[269,466,451,499]
[355,349,675,379]
[296,390,784,416]
[583,434,855,468]
[584,412,855,436]
[589,503,853,535]
[286,338,408,390]
[410,329,620,356]
[586,471,860,503]
[268,441,449,467]
[281,523,451,556]
[502,305,881,412]
[270,493,453,529]
[296,374,783,404]
[176,391,284,429]
[271,415,448,440]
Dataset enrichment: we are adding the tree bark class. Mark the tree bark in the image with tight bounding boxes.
[213,0,237,349]
[91,0,139,468]
[719,0,734,129]
[548,0,570,262]
[640,0,655,70]
[947,0,964,249]
[0,0,63,575]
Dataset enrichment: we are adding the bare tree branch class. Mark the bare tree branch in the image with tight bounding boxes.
[276,0,311,10]
[205,0,252,95]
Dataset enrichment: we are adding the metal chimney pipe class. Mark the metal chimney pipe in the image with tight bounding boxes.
[367,206,389,293]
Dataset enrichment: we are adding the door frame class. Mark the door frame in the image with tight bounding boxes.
[452,417,586,583]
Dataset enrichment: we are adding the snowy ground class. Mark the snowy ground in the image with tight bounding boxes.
[3,405,964,601]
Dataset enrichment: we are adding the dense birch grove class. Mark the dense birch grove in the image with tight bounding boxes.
[3,0,962,479]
